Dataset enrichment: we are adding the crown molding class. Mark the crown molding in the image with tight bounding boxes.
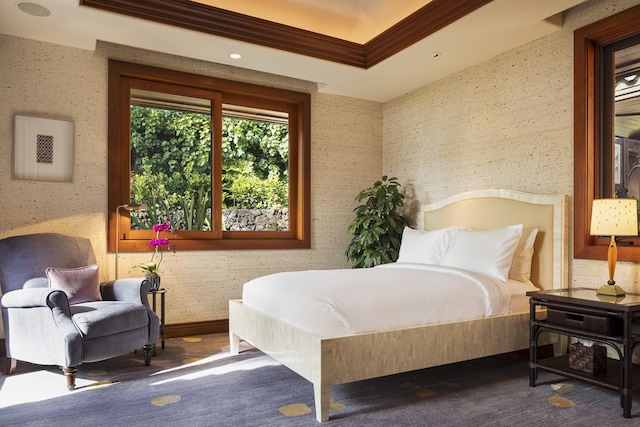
[80,0,491,68]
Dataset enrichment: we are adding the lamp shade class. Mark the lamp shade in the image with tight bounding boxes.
[590,198,639,237]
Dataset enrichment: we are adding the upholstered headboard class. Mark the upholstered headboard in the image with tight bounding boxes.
[422,189,568,291]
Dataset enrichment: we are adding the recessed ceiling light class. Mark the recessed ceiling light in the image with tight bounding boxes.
[16,1,51,17]
[229,53,242,60]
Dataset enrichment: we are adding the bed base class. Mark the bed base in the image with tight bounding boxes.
[229,189,568,422]
[229,299,552,422]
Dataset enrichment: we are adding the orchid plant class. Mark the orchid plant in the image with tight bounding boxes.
[132,220,173,277]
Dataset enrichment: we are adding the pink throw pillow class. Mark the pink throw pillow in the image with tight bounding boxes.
[46,264,102,304]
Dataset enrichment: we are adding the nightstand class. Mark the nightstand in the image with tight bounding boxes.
[528,287,640,418]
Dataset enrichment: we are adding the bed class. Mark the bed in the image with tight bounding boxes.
[229,189,569,422]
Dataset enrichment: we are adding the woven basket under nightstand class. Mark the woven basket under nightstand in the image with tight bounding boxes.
[568,342,607,374]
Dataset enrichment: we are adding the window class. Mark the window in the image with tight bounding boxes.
[108,60,310,251]
[606,35,640,203]
[574,5,640,261]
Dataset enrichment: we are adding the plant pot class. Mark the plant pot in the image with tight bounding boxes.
[145,273,161,292]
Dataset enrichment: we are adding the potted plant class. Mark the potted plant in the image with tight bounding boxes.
[131,220,173,292]
[346,176,408,268]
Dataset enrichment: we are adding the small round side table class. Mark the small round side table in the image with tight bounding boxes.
[149,288,167,355]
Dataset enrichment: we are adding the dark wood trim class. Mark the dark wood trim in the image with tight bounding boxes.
[0,319,230,357]
[574,4,640,262]
[108,59,311,252]
[364,0,491,66]
[81,0,490,69]
[82,0,364,67]
[165,319,229,338]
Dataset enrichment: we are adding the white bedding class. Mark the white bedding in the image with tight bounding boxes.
[242,262,513,338]
[506,280,539,313]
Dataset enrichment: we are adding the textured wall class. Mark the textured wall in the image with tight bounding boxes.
[0,36,382,336]
[383,0,640,292]
[4,0,640,340]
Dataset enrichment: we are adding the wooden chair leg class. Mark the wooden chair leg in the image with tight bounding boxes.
[62,366,77,391]
[6,357,17,375]
[142,344,153,366]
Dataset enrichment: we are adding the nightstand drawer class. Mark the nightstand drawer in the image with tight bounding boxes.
[547,308,621,335]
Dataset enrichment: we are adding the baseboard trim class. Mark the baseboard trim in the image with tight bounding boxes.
[0,319,230,357]
[166,319,229,338]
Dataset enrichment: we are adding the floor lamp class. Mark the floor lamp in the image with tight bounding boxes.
[115,203,148,279]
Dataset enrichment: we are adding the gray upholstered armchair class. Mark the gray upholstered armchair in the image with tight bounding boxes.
[0,233,159,390]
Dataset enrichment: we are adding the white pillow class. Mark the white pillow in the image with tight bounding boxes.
[397,226,453,265]
[441,224,523,282]
[509,228,538,283]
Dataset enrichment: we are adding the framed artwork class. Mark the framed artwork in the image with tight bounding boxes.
[14,114,74,182]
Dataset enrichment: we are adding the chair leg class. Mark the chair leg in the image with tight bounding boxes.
[143,344,153,366]
[62,366,77,391]
[6,357,17,375]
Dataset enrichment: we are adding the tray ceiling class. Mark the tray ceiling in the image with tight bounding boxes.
[0,0,589,102]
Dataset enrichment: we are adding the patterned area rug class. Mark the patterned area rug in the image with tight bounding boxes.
[1,334,638,426]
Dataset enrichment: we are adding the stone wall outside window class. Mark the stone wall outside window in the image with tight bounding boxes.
[223,208,288,231]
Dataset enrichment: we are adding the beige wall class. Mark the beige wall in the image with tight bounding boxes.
[4,0,640,339]
[383,0,640,293]
[0,36,383,336]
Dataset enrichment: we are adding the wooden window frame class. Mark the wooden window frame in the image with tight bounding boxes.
[107,60,311,252]
[574,4,640,261]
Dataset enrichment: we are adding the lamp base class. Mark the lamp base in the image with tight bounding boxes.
[596,283,626,296]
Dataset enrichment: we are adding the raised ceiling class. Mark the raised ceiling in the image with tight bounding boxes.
[0,0,589,102]
[80,0,492,69]
[192,0,434,44]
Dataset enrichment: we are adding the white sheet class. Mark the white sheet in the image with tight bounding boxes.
[505,279,539,313]
[242,262,511,338]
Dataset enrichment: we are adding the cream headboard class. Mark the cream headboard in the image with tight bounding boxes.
[422,189,568,291]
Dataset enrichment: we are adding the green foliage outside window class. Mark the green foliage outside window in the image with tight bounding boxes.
[130,106,289,230]
[222,117,289,209]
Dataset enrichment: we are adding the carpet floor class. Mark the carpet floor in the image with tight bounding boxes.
[1,334,639,426]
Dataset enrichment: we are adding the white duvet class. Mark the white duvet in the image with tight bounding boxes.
[242,262,511,338]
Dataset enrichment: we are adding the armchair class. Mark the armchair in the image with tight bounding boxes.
[0,233,159,390]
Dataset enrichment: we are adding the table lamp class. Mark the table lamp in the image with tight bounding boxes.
[115,203,148,279]
[590,198,638,296]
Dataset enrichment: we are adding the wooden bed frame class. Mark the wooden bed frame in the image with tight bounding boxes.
[229,189,569,422]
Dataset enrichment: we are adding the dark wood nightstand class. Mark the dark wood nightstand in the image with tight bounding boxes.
[528,287,640,418]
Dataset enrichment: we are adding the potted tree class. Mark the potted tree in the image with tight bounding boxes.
[346,176,408,268]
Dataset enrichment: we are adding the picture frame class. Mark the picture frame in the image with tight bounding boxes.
[14,114,74,182]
